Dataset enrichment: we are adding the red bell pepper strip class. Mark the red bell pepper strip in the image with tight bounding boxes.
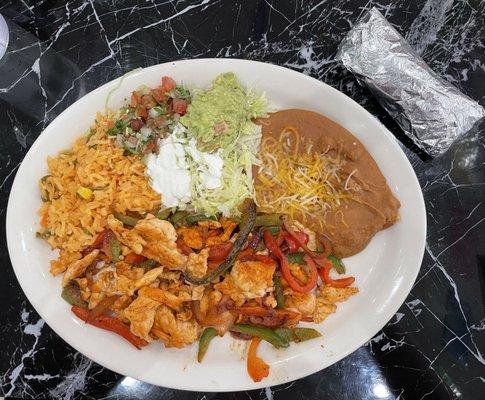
[281,217,329,267]
[263,229,317,293]
[238,254,275,265]
[282,231,309,252]
[208,242,233,261]
[247,337,269,382]
[124,252,147,265]
[207,260,222,270]
[81,229,110,256]
[71,305,148,350]
[318,261,355,288]
[86,295,120,323]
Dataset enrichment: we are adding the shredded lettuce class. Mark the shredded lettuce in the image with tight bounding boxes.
[147,73,266,217]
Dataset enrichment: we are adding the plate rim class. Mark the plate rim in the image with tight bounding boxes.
[6,58,426,391]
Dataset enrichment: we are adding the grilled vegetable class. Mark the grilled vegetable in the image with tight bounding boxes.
[124,252,146,264]
[171,210,188,226]
[110,237,121,263]
[114,211,139,227]
[318,262,355,288]
[263,230,317,293]
[247,337,269,382]
[197,327,218,362]
[274,327,321,343]
[186,214,217,226]
[328,254,346,274]
[61,283,87,308]
[184,199,256,285]
[138,259,158,270]
[231,324,289,348]
[265,226,280,235]
[207,242,233,261]
[156,209,172,220]
[71,305,147,349]
[273,273,285,309]
[286,252,305,264]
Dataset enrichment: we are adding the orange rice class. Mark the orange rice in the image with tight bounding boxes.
[38,112,160,253]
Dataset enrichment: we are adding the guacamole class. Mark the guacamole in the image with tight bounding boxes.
[180,72,266,153]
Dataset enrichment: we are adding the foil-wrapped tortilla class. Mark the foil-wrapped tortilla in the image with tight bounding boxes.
[335,8,485,157]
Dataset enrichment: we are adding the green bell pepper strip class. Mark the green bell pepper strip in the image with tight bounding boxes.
[328,254,346,274]
[231,324,289,348]
[156,209,172,220]
[197,327,218,362]
[265,226,280,235]
[138,259,158,270]
[61,284,87,308]
[286,252,305,264]
[274,327,321,343]
[170,210,188,226]
[273,273,285,309]
[114,211,139,227]
[186,214,217,226]
[184,199,257,285]
[110,238,121,263]
[287,251,326,265]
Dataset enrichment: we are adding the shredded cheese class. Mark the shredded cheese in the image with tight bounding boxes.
[255,127,351,230]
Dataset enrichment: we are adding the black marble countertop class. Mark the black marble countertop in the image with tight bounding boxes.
[0,1,484,399]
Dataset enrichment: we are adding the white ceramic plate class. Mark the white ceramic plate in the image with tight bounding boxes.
[6,59,426,391]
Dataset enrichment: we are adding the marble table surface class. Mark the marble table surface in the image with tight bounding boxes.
[0,1,484,399]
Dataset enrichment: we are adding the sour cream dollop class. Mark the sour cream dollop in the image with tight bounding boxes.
[146,124,224,208]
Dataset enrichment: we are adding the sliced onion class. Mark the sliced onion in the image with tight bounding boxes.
[192,300,235,335]
[140,126,153,138]
[86,295,120,322]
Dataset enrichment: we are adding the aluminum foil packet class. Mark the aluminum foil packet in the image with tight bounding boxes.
[335,8,485,157]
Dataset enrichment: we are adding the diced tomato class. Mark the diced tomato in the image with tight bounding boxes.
[137,106,148,119]
[172,98,187,115]
[161,76,176,92]
[106,120,115,128]
[130,91,141,107]
[140,94,157,109]
[151,88,167,104]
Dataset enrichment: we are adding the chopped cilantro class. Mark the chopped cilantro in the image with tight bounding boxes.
[107,119,128,136]
[174,85,190,99]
